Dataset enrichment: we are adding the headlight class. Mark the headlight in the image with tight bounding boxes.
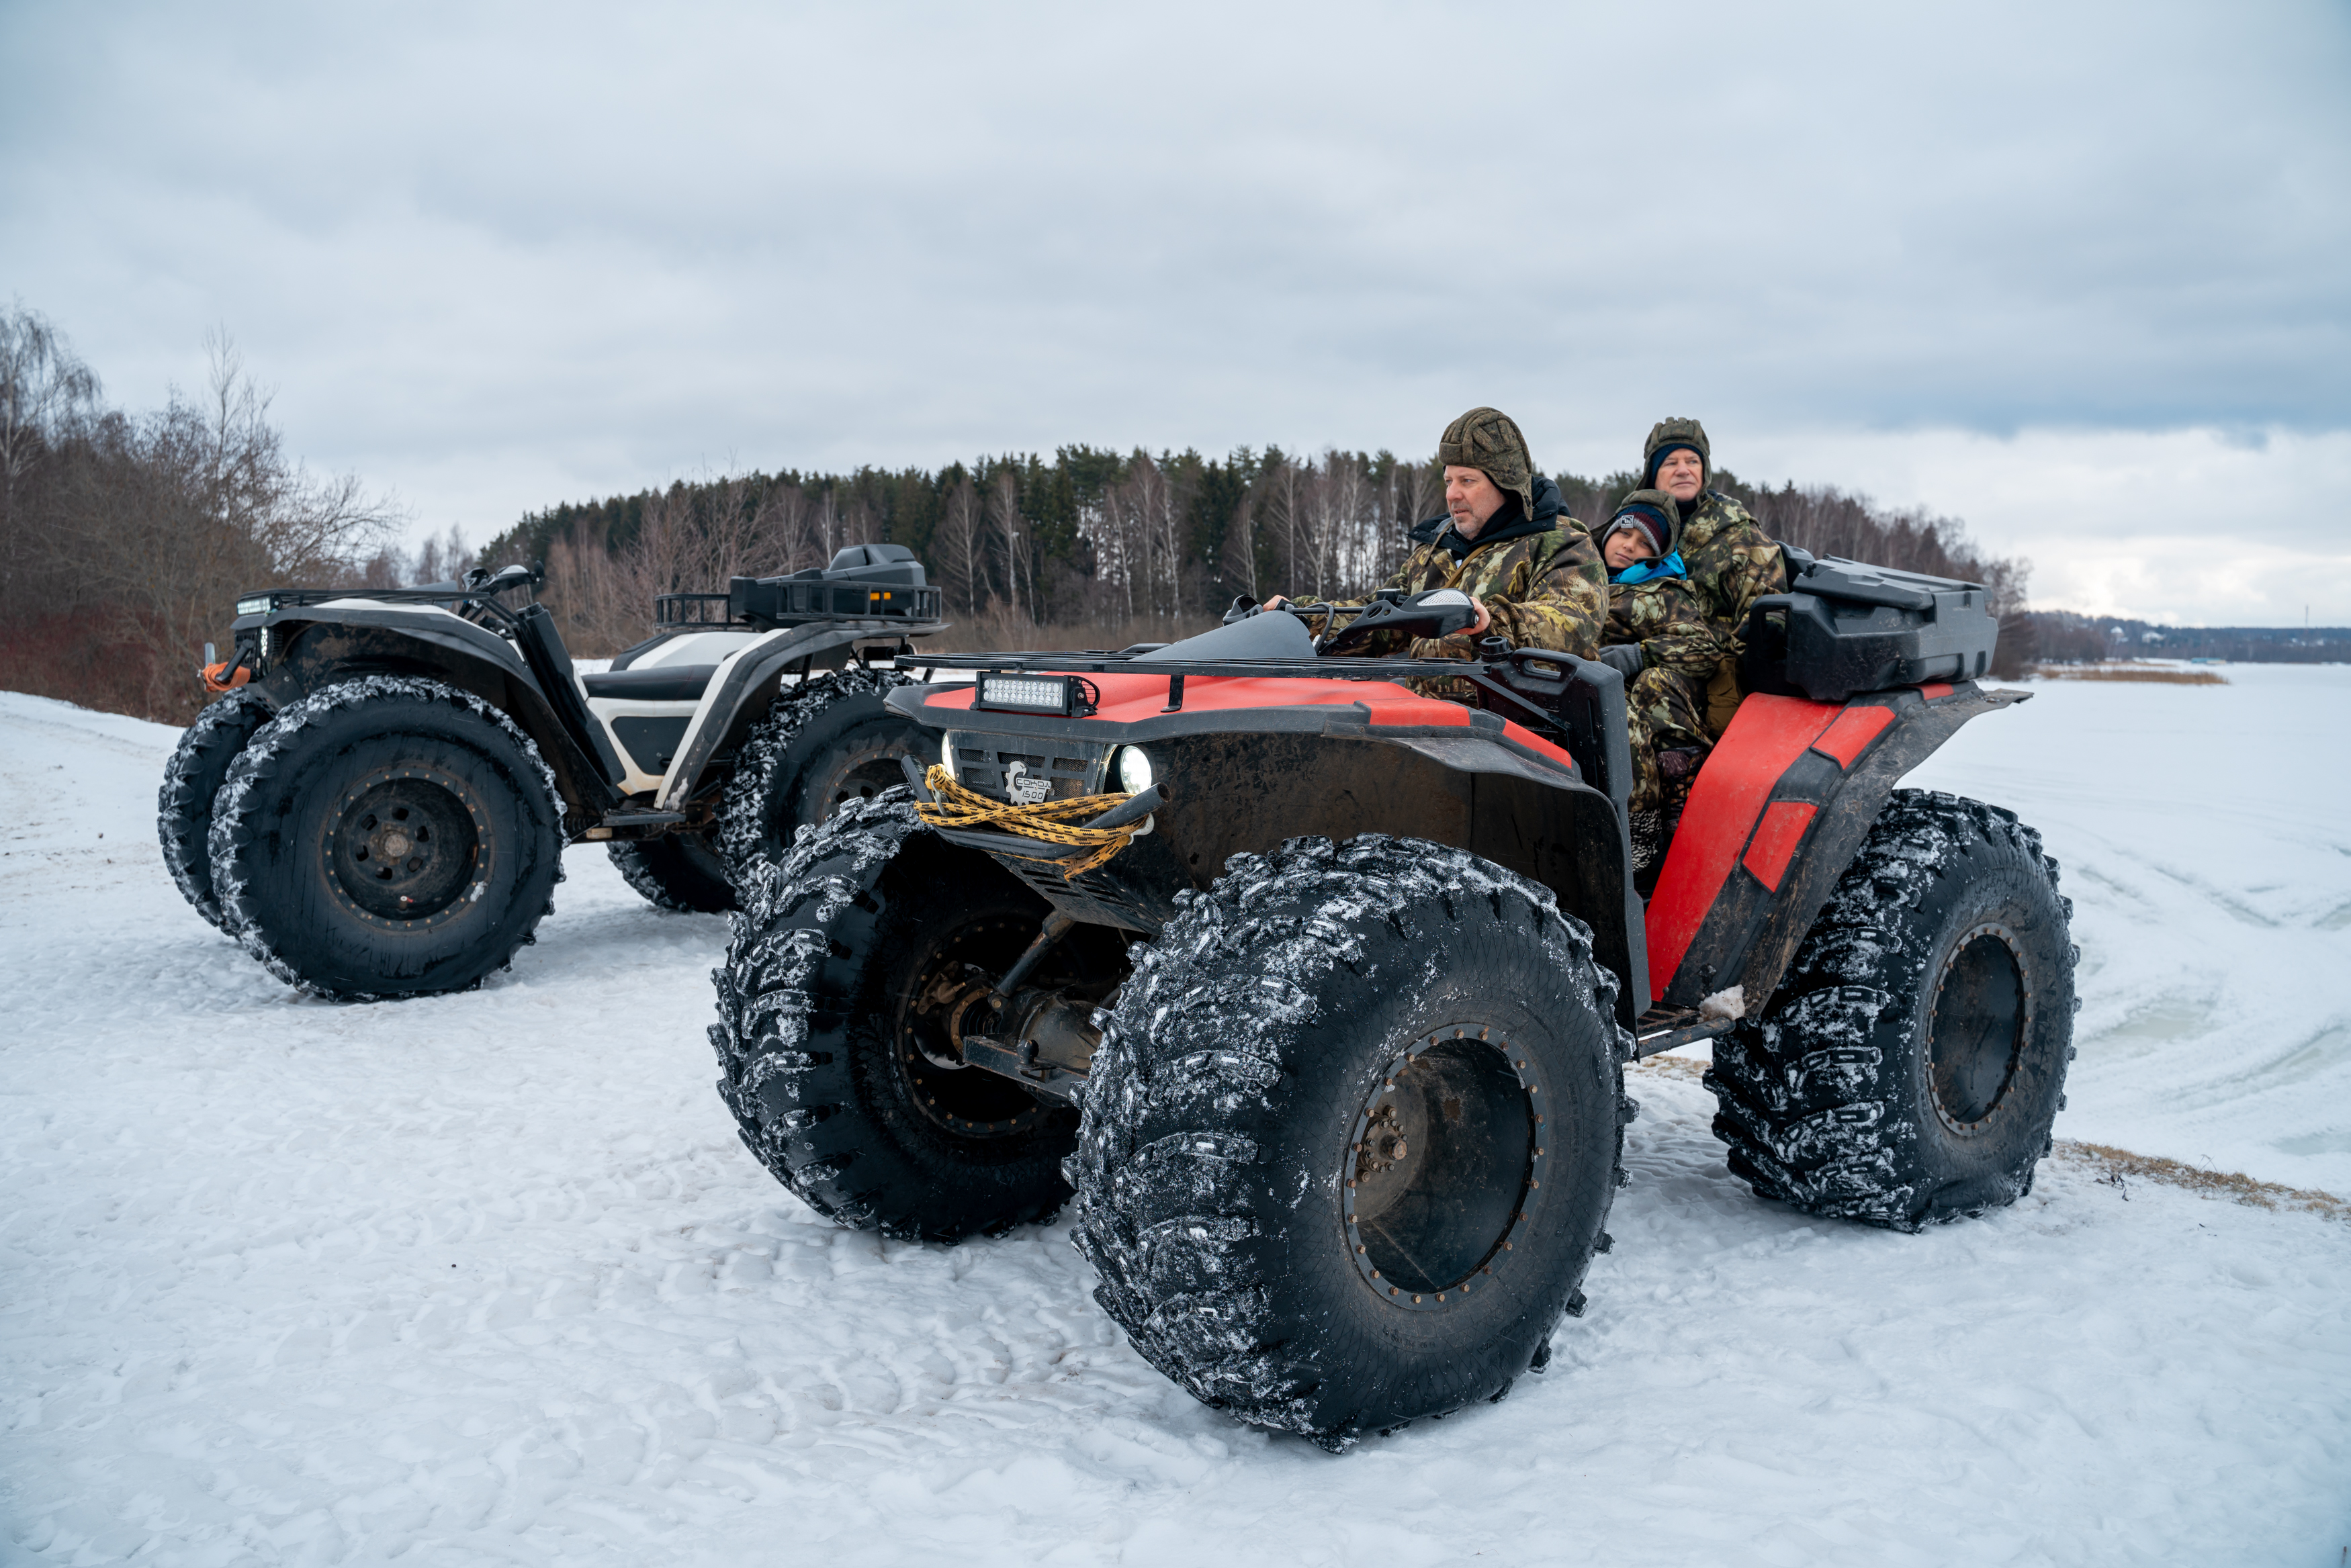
[236,595,273,616]
[1113,745,1154,794]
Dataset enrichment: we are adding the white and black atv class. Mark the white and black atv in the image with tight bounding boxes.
[159,544,947,1001]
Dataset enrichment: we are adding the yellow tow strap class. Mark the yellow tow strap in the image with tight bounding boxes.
[913,764,1140,880]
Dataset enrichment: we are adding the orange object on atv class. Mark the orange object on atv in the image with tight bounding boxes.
[200,659,253,695]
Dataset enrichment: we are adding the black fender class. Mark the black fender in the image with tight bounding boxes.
[255,607,624,822]
[1642,681,2028,1013]
[655,618,942,811]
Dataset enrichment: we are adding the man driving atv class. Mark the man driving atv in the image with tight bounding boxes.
[1263,406,1605,674]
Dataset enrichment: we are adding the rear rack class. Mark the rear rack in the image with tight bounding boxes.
[654,592,732,627]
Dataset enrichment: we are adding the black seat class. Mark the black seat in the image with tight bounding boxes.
[580,663,720,702]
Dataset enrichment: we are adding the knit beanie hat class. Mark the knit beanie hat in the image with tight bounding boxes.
[1437,407,1536,520]
[1642,417,1712,488]
[1601,488,1682,558]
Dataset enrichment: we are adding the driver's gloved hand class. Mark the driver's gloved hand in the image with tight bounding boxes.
[1597,644,1645,680]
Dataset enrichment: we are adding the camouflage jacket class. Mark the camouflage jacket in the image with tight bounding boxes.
[1317,475,1607,661]
[1606,573,1728,678]
[1678,490,1787,638]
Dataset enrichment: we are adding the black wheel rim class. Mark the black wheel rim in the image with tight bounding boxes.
[893,913,1051,1140]
[805,733,914,822]
[1927,923,2029,1134]
[1344,1025,1547,1311]
[323,770,486,925]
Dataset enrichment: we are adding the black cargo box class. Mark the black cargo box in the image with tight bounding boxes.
[1738,548,2000,702]
[727,543,942,629]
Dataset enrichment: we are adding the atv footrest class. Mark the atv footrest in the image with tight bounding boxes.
[1632,1005,1736,1060]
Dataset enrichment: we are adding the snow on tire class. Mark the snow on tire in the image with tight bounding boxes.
[157,687,275,929]
[715,667,937,884]
[1069,834,1632,1451]
[607,832,735,913]
[710,791,1118,1240]
[207,676,565,1002]
[1705,788,2079,1231]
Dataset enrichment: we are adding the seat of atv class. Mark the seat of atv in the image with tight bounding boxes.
[580,663,720,702]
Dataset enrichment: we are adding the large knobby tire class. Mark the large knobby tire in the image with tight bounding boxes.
[710,791,1122,1240]
[1705,790,2078,1232]
[607,831,735,913]
[715,667,939,884]
[208,676,566,1001]
[158,687,277,929]
[1069,835,1632,1452]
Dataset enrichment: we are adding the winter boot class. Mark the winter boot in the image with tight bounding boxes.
[1630,809,1664,898]
[1657,747,1707,842]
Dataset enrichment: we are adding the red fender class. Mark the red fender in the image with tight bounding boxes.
[1643,682,2021,1009]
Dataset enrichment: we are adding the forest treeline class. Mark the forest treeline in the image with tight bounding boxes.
[478,447,2036,667]
[6,299,2051,723]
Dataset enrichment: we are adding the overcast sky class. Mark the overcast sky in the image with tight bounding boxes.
[4,1,2347,624]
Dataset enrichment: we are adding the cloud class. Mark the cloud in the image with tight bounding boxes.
[1723,426,2351,624]
[2,0,2345,622]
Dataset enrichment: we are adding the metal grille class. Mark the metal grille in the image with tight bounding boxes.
[945,735,1110,803]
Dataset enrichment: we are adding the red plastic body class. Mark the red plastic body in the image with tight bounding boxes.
[922,672,1577,768]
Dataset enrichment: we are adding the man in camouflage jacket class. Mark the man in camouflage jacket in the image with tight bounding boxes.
[1597,490,1724,831]
[1271,408,1606,689]
[1640,418,1786,735]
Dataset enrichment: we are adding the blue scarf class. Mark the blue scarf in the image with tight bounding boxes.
[1611,550,1686,586]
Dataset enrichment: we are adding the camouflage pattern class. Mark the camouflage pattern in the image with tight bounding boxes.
[1607,575,1724,815]
[1677,488,1788,736]
[1606,573,1724,680]
[1625,666,1713,815]
[1679,489,1785,635]
[1437,406,1538,518]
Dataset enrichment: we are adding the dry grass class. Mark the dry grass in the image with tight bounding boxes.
[2033,665,2227,685]
[1634,1053,1713,1082]
[2053,1141,2346,1221]
[1629,1056,2344,1222]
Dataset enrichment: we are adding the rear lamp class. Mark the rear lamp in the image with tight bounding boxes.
[975,673,1098,717]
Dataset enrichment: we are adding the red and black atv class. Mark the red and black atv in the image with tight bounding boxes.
[708,549,2075,1449]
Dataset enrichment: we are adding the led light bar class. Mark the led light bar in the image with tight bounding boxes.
[975,673,1097,716]
[236,595,275,616]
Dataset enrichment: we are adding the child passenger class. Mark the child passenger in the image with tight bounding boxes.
[1595,489,1726,883]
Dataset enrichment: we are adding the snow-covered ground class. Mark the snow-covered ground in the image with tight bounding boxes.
[2,670,2346,1567]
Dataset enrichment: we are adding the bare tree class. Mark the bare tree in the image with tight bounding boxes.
[1221,492,1258,599]
[989,468,1027,623]
[22,331,402,717]
[937,472,989,616]
[0,304,101,537]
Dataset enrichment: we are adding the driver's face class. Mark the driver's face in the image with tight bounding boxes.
[1444,466,1509,537]
[1654,449,1705,504]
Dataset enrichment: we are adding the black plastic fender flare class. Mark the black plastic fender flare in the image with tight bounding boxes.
[656,619,942,812]
[257,608,623,821]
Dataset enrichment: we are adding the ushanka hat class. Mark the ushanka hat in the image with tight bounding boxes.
[1641,416,1712,488]
[1437,406,1536,518]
